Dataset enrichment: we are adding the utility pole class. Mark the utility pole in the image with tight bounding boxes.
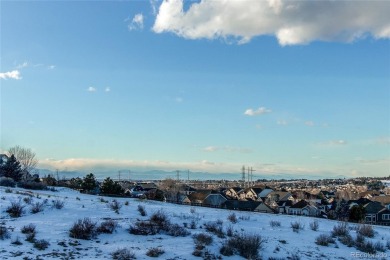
[241,165,246,187]
[247,167,250,187]
[250,167,256,186]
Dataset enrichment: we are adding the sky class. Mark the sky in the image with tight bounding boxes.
[1,0,389,179]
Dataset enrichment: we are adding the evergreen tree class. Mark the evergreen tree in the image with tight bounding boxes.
[0,154,22,181]
[81,173,98,193]
[349,205,366,223]
[100,177,123,195]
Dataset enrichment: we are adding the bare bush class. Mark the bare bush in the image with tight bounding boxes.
[374,241,386,252]
[226,224,234,237]
[109,200,122,214]
[221,233,264,259]
[69,218,97,240]
[23,196,33,204]
[34,239,50,250]
[129,221,158,236]
[146,247,165,257]
[227,213,238,224]
[204,221,225,238]
[21,224,36,234]
[357,224,374,238]
[315,234,335,246]
[6,200,25,218]
[355,234,376,254]
[31,201,45,214]
[11,236,23,245]
[331,222,349,237]
[0,226,10,240]
[112,248,136,260]
[52,199,65,209]
[193,232,213,246]
[97,219,118,234]
[290,221,305,233]
[270,220,281,227]
[137,205,147,216]
[309,220,319,231]
[18,181,47,190]
[165,223,190,237]
[150,210,169,229]
[338,234,354,247]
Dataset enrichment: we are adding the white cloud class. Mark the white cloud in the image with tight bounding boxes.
[87,86,97,92]
[277,120,288,125]
[203,146,219,152]
[319,139,348,147]
[305,121,314,127]
[16,61,29,69]
[105,87,111,92]
[244,107,272,116]
[48,65,56,70]
[202,146,253,153]
[0,70,21,80]
[128,13,144,31]
[152,0,390,45]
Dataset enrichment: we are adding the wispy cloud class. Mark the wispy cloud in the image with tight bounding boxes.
[305,121,315,127]
[277,120,288,126]
[202,146,253,153]
[319,140,348,147]
[244,107,272,116]
[152,0,390,45]
[48,65,56,70]
[105,87,111,92]
[128,13,144,31]
[175,97,183,103]
[87,86,97,92]
[16,61,29,69]
[0,70,21,80]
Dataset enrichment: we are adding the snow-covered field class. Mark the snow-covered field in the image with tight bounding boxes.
[1,186,389,260]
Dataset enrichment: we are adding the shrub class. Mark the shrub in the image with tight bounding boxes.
[31,201,45,214]
[23,196,33,204]
[146,247,165,257]
[6,200,25,218]
[270,220,281,227]
[18,181,47,190]
[338,234,354,247]
[69,218,97,240]
[374,241,386,252]
[219,244,234,256]
[111,248,136,260]
[309,220,319,231]
[25,232,36,243]
[331,222,349,237]
[222,233,264,259]
[357,224,374,238]
[129,221,158,236]
[109,200,122,214]
[290,221,304,233]
[227,213,238,224]
[0,225,10,240]
[150,210,169,229]
[204,221,225,238]
[226,224,234,237]
[0,177,16,187]
[21,224,36,234]
[97,219,118,234]
[315,234,335,246]
[11,236,23,245]
[355,235,376,254]
[52,199,65,209]
[165,223,190,237]
[138,205,147,216]
[34,239,50,250]
[5,188,13,193]
[193,233,213,246]
[190,220,197,229]
[387,240,390,249]
[124,201,129,206]
[192,249,203,257]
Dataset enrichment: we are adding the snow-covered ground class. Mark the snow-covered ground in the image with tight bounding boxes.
[1,186,389,259]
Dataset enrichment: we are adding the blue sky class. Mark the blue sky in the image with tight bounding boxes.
[1,0,389,178]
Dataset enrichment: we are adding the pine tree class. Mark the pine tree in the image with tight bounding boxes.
[100,177,123,195]
[0,154,22,181]
[81,173,98,193]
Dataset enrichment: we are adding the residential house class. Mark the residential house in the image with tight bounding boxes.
[278,200,294,214]
[258,188,274,201]
[364,201,385,224]
[288,200,309,215]
[377,207,390,226]
[222,200,262,211]
[222,187,241,200]
[254,202,276,214]
[237,188,258,201]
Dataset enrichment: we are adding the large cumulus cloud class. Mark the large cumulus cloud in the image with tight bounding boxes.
[152,0,390,45]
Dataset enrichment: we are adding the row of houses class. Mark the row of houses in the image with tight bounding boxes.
[157,186,390,226]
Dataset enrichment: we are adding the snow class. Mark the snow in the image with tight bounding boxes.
[1,186,390,259]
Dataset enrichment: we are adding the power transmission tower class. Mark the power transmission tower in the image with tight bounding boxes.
[250,167,256,186]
